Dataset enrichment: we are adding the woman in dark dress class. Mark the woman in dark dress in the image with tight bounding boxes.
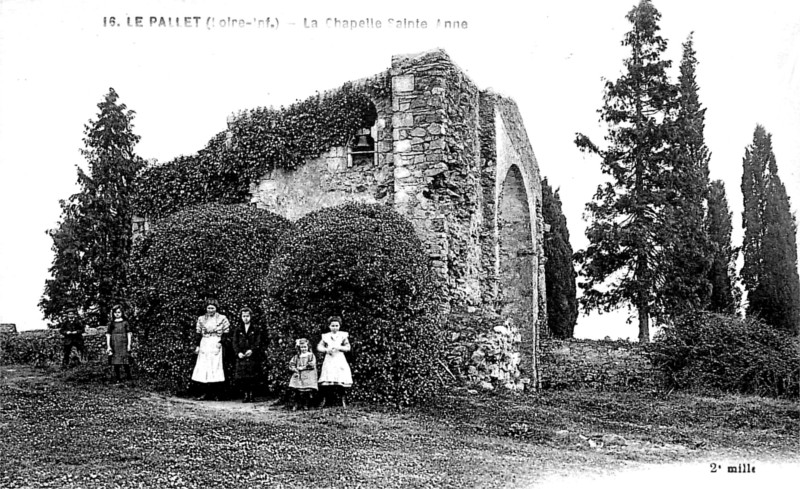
[231,307,262,402]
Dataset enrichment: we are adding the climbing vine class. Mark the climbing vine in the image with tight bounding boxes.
[133,81,384,219]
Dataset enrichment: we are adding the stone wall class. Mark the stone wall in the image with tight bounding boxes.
[0,328,108,367]
[390,50,471,295]
[438,57,482,305]
[538,338,655,390]
[481,94,546,386]
[445,307,528,391]
[250,146,390,220]
[495,96,548,350]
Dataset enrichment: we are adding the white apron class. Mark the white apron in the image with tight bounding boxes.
[191,313,230,383]
[318,332,353,387]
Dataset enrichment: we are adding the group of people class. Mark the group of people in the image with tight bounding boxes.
[59,299,354,408]
[191,299,353,408]
[59,305,134,383]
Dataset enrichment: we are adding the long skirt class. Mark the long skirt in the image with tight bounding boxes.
[235,357,260,383]
[318,351,352,387]
[192,336,225,383]
[109,333,130,365]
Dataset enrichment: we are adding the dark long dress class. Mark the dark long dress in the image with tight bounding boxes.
[231,323,262,383]
[107,320,131,365]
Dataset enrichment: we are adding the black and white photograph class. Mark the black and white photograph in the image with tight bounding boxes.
[1,0,798,487]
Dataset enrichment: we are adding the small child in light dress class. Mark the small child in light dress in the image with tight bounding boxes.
[317,316,352,408]
[288,338,318,410]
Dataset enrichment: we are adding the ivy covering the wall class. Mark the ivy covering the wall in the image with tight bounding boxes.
[133,82,383,219]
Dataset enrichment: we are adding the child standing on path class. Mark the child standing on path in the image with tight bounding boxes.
[288,338,317,410]
[105,305,133,382]
[317,316,352,408]
[59,307,85,369]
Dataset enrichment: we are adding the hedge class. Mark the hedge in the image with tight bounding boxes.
[264,203,446,405]
[650,311,800,398]
[128,203,292,390]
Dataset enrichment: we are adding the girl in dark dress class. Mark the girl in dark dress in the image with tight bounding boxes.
[105,305,133,382]
[231,307,262,403]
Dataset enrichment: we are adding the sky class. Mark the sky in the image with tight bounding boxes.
[1,0,798,340]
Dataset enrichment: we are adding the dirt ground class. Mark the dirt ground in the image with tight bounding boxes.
[1,364,797,488]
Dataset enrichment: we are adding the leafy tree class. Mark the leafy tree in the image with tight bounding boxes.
[657,33,713,317]
[541,178,578,338]
[39,204,92,324]
[706,180,739,314]
[741,125,800,335]
[574,0,677,342]
[40,88,144,325]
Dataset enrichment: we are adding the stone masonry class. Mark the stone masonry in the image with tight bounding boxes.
[250,49,546,390]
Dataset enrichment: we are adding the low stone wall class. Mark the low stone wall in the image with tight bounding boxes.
[445,311,654,393]
[538,338,655,390]
[0,328,109,367]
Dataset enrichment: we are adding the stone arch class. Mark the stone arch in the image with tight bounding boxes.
[494,110,540,382]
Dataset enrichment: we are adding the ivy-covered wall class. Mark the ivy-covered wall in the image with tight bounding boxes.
[249,72,395,219]
[132,82,384,220]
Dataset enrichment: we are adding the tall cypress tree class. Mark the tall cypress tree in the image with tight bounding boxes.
[657,33,713,317]
[574,0,676,342]
[705,180,738,314]
[39,203,93,324]
[542,178,578,339]
[741,125,800,334]
[40,88,144,325]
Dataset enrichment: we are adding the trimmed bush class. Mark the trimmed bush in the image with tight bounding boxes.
[650,311,800,398]
[264,203,445,405]
[128,203,292,390]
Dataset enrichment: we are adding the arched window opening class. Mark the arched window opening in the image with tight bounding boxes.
[347,127,376,167]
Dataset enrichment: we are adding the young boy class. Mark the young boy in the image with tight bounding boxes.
[60,307,85,369]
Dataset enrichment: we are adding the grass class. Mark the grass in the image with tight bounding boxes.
[0,363,797,488]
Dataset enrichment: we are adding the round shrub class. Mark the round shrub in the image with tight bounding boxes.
[129,203,292,390]
[264,203,445,405]
[650,311,800,398]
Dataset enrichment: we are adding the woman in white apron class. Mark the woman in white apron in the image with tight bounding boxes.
[192,299,230,400]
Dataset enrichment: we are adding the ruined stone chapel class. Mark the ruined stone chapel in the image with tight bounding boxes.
[247,49,546,386]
